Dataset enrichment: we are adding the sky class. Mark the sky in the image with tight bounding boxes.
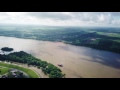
[0,12,120,27]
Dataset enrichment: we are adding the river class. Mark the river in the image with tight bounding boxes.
[0,36,120,78]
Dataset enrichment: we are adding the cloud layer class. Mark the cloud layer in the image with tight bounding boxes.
[0,12,120,27]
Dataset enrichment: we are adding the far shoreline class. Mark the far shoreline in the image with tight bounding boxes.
[0,35,120,56]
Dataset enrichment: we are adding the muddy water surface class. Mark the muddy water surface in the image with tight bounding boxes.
[0,36,120,78]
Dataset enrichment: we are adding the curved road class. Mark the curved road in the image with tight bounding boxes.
[29,67,43,78]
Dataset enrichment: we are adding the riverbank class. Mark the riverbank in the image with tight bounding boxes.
[1,28,120,55]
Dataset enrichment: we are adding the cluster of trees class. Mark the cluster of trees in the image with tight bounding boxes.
[0,51,64,78]
[1,47,13,52]
[68,33,120,54]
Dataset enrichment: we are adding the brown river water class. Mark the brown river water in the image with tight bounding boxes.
[0,36,120,78]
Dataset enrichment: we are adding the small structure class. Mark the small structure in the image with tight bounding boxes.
[10,69,17,72]
[1,68,28,78]
[12,72,17,76]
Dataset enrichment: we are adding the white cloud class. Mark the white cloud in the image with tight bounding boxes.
[0,12,120,27]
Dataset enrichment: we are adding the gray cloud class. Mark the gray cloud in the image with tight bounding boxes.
[27,12,72,20]
[0,12,120,27]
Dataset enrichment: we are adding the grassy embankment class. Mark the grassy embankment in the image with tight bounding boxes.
[0,67,9,75]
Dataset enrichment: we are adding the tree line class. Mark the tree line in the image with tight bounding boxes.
[1,47,13,52]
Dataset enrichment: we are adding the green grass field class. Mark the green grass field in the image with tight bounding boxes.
[0,62,39,78]
[0,67,9,75]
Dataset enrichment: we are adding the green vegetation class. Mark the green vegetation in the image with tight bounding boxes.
[0,62,39,78]
[0,67,9,75]
[0,50,64,78]
[0,25,120,53]
[1,47,13,52]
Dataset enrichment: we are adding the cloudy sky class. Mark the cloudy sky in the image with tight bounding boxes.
[0,12,120,27]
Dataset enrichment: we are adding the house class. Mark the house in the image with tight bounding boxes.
[12,72,17,76]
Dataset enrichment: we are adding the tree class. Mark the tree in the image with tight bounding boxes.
[63,74,66,78]
[19,72,23,77]
[1,47,13,52]
[37,66,40,69]
[0,69,1,74]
